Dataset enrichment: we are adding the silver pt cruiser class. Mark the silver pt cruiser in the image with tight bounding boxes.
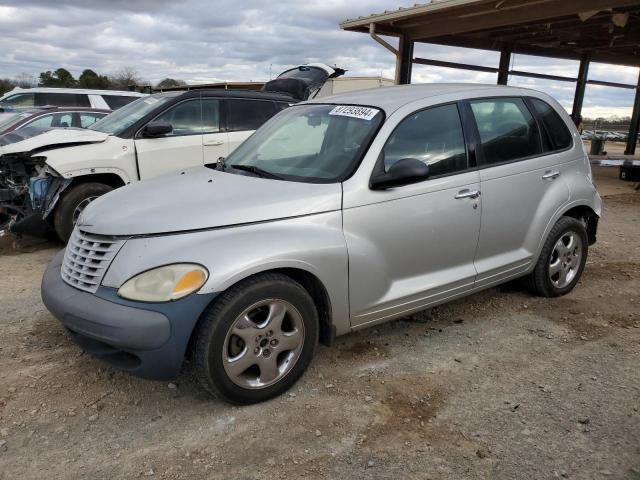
[42,84,602,404]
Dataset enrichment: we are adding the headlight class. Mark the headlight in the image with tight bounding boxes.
[118,264,208,302]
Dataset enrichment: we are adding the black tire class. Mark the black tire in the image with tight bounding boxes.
[192,273,319,404]
[53,182,112,242]
[525,216,588,297]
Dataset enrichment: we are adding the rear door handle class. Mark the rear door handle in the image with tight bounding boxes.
[455,189,481,199]
[542,170,561,179]
[204,140,224,146]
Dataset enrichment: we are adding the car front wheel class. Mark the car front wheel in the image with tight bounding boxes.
[53,182,112,242]
[192,273,318,404]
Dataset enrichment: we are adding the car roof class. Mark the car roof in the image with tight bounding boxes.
[0,87,145,97]
[305,83,529,114]
[22,107,112,115]
[171,89,297,103]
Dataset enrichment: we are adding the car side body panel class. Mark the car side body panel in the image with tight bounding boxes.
[101,211,352,336]
[343,170,482,327]
[473,152,573,288]
[43,137,137,184]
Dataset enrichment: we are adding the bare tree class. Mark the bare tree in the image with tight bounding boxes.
[108,67,143,91]
[13,72,37,88]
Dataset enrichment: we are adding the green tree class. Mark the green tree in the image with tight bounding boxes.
[78,69,111,89]
[0,78,15,96]
[38,68,77,87]
[155,78,187,89]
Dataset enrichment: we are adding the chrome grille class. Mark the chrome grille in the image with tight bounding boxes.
[61,228,125,293]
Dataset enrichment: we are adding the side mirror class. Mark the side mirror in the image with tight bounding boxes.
[370,158,430,190]
[141,121,173,138]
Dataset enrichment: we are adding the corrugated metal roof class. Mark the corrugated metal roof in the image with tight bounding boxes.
[340,0,486,29]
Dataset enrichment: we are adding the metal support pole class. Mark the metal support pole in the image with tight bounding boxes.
[572,54,590,119]
[397,36,414,85]
[625,71,640,155]
[497,45,511,85]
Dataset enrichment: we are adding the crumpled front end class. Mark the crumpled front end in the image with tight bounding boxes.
[0,152,70,237]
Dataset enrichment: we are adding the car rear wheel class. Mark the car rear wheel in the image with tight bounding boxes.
[53,182,112,242]
[192,273,318,404]
[526,216,588,297]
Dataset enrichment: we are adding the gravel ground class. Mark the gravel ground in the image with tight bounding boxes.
[0,167,638,479]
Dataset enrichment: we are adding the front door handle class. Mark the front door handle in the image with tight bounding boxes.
[455,189,481,199]
[204,140,224,146]
[542,170,561,179]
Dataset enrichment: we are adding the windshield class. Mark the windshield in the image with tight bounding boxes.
[0,126,52,147]
[0,112,29,131]
[89,93,175,135]
[223,104,383,183]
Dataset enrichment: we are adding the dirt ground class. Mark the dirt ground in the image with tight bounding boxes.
[0,167,638,479]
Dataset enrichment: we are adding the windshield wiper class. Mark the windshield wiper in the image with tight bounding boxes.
[230,164,283,180]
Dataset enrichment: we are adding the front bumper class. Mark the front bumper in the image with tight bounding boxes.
[41,250,216,380]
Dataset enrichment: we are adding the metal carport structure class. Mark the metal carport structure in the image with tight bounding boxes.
[340,0,640,155]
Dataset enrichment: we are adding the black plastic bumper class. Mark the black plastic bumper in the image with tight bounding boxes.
[41,250,216,380]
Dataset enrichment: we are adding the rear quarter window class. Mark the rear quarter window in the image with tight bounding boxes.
[528,98,573,151]
[103,95,138,110]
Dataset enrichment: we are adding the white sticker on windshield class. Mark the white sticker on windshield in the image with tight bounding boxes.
[143,97,159,105]
[329,105,378,121]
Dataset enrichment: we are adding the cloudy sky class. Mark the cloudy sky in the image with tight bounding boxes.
[0,0,638,118]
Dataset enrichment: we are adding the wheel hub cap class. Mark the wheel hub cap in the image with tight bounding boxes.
[222,299,305,389]
[548,231,583,289]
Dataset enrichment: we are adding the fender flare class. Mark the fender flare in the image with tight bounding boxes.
[532,198,600,267]
[57,167,133,185]
[42,168,132,219]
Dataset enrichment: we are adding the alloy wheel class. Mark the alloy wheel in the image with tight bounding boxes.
[222,299,305,389]
[548,231,583,289]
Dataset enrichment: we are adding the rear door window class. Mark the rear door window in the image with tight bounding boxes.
[226,99,277,131]
[469,98,542,165]
[383,103,467,176]
[201,98,220,133]
[36,93,91,107]
[528,98,573,151]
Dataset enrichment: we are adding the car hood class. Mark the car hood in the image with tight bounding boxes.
[78,166,342,236]
[0,127,109,155]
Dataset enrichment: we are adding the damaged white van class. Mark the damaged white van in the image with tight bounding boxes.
[42,84,601,404]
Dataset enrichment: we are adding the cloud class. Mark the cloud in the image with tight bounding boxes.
[0,0,637,118]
